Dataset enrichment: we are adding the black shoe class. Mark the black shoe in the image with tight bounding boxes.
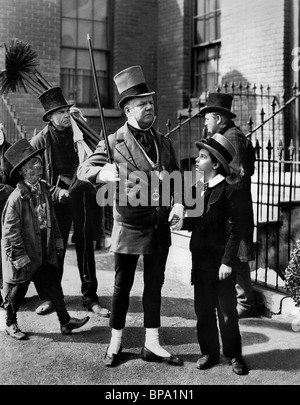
[141,346,183,366]
[230,357,249,375]
[60,316,90,335]
[103,345,122,367]
[196,354,219,370]
[237,307,257,319]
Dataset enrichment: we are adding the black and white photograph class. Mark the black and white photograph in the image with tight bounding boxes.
[0,0,300,390]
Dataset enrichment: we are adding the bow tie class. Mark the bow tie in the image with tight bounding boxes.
[129,126,157,162]
[203,182,209,192]
[131,129,153,146]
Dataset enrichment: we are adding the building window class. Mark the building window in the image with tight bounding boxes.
[191,0,221,97]
[61,0,112,108]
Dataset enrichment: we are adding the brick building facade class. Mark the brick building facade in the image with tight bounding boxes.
[0,0,299,161]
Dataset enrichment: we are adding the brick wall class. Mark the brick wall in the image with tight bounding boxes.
[113,0,191,136]
[220,0,290,145]
[221,0,285,96]
[156,0,190,133]
[113,0,158,110]
[0,0,61,138]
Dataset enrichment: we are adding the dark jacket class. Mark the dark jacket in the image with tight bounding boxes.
[30,123,96,198]
[30,124,62,202]
[185,179,242,279]
[0,139,14,233]
[217,120,255,261]
[1,180,63,284]
[77,123,182,254]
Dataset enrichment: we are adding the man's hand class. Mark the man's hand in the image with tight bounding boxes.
[168,203,184,231]
[58,189,70,203]
[219,264,232,280]
[97,163,120,183]
[19,263,31,273]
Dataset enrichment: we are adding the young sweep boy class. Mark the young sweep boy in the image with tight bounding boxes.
[1,138,89,340]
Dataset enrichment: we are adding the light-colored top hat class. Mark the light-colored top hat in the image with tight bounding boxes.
[195,133,236,176]
[114,65,155,109]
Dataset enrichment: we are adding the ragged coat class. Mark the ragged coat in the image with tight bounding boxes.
[1,180,64,284]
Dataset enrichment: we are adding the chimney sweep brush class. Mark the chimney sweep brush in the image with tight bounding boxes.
[0,38,52,95]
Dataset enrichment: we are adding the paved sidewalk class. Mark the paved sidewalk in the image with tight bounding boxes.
[1,245,300,386]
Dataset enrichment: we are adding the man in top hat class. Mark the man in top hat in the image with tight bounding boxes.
[77,65,185,367]
[1,138,90,340]
[30,87,110,318]
[200,92,256,318]
[183,133,248,375]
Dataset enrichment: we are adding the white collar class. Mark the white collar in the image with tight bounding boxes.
[201,173,225,188]
[127,115,156,131]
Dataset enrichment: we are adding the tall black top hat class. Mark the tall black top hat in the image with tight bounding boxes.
[195,133,236,176]
[4,138,45,182]
[200,93,236,118]
[39,87,73,122]
[114,65,155,109]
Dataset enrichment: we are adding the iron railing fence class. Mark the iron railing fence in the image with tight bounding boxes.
[251,140,300,292]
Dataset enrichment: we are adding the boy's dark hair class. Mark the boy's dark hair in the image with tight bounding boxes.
[210,152,228,177]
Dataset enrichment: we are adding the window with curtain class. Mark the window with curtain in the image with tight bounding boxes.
[61,0,112,108]
[191,0,221,97]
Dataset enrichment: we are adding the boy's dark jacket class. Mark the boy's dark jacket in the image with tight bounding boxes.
[183,179,242,281]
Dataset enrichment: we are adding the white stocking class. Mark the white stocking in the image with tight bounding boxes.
[144,328,170,357]
[107,328,123,355]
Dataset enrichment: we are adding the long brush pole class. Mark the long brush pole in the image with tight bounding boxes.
[87,33,113,163]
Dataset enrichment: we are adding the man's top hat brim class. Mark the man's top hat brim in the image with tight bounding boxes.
[42,104,73,122]
[195,134,236,176]
[119,87,155,109]
[9,147,45,182]
[200,105,236,119]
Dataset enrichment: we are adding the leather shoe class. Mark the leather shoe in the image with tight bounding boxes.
[60,316,90,335]
[103,345,122,367]
[230,357,249,375]
[35,300,54,315]
[88,304,110,318]
[141,346,183,366]
[237,307,257,319]
[6,324,27,340]
[196,354,219,370]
